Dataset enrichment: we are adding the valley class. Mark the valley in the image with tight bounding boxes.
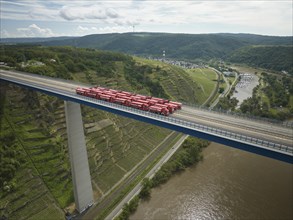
[0,32,292,220]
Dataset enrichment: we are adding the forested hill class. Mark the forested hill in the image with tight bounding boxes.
[229,45,293,74]
[2,33,292,73]
[2,33,292,60]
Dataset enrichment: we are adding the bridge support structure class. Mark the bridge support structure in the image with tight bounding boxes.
[65,101,93,213]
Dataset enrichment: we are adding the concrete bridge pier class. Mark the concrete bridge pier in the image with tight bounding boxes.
[65,101,93,213]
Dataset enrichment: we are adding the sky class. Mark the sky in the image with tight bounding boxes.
[0,0,292,38]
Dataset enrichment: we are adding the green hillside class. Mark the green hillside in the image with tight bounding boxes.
[30,32,292,60]
[0,45,208,219]
[0,45,204,103]
[229,45,293,74]
[3,33,292,74]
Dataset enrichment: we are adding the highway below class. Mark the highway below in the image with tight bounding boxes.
[1,69,292,156]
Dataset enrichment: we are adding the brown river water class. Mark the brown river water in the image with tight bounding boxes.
[130,142,293,220]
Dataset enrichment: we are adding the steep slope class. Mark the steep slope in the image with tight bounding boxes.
[229,45,293,74]
[0,45,203,103]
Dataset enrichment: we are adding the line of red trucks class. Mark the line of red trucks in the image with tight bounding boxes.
[75,86,182,116]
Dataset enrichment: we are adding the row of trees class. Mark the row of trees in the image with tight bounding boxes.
[216,97,239,111]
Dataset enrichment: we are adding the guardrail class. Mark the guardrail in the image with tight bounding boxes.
[78,95,292,156]
[2,76,292,156]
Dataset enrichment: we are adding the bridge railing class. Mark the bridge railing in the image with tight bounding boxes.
[80,95,292,156]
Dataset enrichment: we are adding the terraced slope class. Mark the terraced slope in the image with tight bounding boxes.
[0,83,173,219]
[0,85,66,220]
[134,57,203,104]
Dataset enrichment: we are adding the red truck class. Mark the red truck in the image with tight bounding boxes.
[76,87,86,95]
[113,97,131,106]
[99,94,114,102]
[169,101,182,110]
[109,89,120,93]
[150,97,169,104]
[136,99,155,106]
[119,91,133,96]
[131,96,143,102]
[149,105,169,116]
[129,101,149,111]
[154,103,175,114]
[134,94,149,100]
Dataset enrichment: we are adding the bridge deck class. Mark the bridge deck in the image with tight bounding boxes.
[1,69,292,163]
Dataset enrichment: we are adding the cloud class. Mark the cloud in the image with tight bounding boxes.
[17,24,56,37]
[76,25,135,35]
[77,25,98,33]
[59,5,120,21]
[1,0,59,21]
[98,26,133,33]
[1,0,292,36]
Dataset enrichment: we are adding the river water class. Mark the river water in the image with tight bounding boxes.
[131,143,293,220]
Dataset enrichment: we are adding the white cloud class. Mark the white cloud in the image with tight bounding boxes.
[60,5,120,21]
[98,26,134,33]
[17,24,56,37]
[76,25,98,35]
[76,25,134,35]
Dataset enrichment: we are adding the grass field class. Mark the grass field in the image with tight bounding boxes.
[187,68,218,104]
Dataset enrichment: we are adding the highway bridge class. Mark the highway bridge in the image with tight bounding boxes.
[1,69,292,212]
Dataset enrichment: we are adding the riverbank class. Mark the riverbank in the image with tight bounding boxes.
[130,142,293,220]
[115,137,209,220]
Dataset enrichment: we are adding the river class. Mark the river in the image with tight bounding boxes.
[130,142,293,220]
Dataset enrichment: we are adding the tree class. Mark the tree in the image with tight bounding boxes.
[219,87,224,94]
[139,178,152,199]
